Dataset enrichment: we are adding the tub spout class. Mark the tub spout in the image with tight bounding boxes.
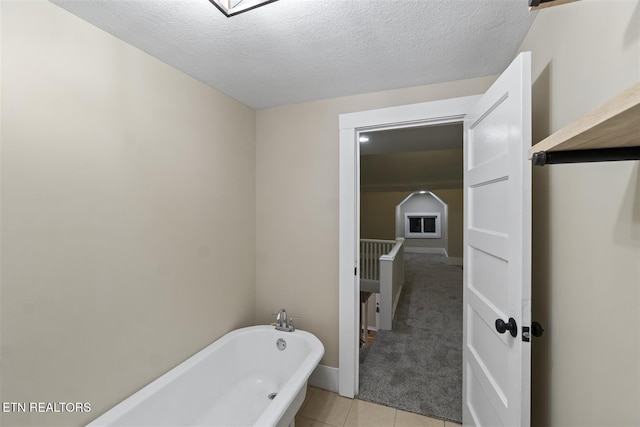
[275,309,295,332]
[276,309,287,328]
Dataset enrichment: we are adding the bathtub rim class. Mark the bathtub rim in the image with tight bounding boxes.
[86,325,325,427]
[253,327,324,426]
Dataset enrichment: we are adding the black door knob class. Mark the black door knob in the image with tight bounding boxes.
[495,317,518,338]
[532,321,545,337]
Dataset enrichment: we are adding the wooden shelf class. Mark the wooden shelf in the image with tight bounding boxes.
[528,82,640,164]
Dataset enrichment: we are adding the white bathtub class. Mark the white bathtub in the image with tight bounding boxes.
[88,325,324,427]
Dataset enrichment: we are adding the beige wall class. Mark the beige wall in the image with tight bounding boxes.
[361,191,409,240]
[519,1,640,425]
[360,149,463,193]
[256,76,495,367]
[438,189,463,259]
[0,2,256,426]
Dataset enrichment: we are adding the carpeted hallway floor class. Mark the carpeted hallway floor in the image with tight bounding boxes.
[358,252,463,423]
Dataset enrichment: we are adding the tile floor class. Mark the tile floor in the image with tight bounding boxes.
[296,386,462,427]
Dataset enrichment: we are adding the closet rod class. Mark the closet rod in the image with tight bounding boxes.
[532,147,640,166]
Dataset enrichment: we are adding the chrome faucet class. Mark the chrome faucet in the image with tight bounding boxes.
[275,308,296,332]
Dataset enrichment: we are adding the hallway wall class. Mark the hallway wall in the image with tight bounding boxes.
[397,192,448,253]
[361,189,463,259]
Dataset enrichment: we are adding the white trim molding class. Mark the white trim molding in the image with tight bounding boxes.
[309,364,339,393]
[338,95,479,399]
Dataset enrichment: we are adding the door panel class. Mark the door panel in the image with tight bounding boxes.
[468,247,509,318]
[468,93,511,168]
[468,306,510,393]
[466,362,504,426]
[469,179,509,233]
[463,52,532,427]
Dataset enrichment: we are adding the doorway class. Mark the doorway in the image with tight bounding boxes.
[339,52,532,427]
[357,123,464,422]
[338,95,480,398]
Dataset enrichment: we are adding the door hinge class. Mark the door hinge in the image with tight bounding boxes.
[354,267,357,276]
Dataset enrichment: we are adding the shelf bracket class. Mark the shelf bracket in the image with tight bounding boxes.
[532,147,640,166]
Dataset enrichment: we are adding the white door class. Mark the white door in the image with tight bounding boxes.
[462,52,532,427]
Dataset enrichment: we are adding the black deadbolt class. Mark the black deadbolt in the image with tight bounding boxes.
[495,317,518,338]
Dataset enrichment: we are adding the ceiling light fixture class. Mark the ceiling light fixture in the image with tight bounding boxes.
[359,136,370,143]
[208,0,278,17]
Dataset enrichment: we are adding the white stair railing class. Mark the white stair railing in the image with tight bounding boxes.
[360,239,395,281]
[359,238,405,331]
[379,238,405,330]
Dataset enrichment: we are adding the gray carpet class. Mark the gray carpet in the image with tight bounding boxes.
[358,253,462,423]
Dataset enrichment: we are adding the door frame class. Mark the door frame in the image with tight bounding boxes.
[338,95,480,398]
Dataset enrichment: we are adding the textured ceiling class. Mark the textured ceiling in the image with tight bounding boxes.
[50,0,537,109]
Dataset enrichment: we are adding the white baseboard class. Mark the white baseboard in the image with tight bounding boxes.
[404,247,446,255]
[309,364,339,393]
[446,257,463,266]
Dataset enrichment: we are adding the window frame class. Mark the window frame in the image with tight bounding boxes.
[404,212,442,239]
